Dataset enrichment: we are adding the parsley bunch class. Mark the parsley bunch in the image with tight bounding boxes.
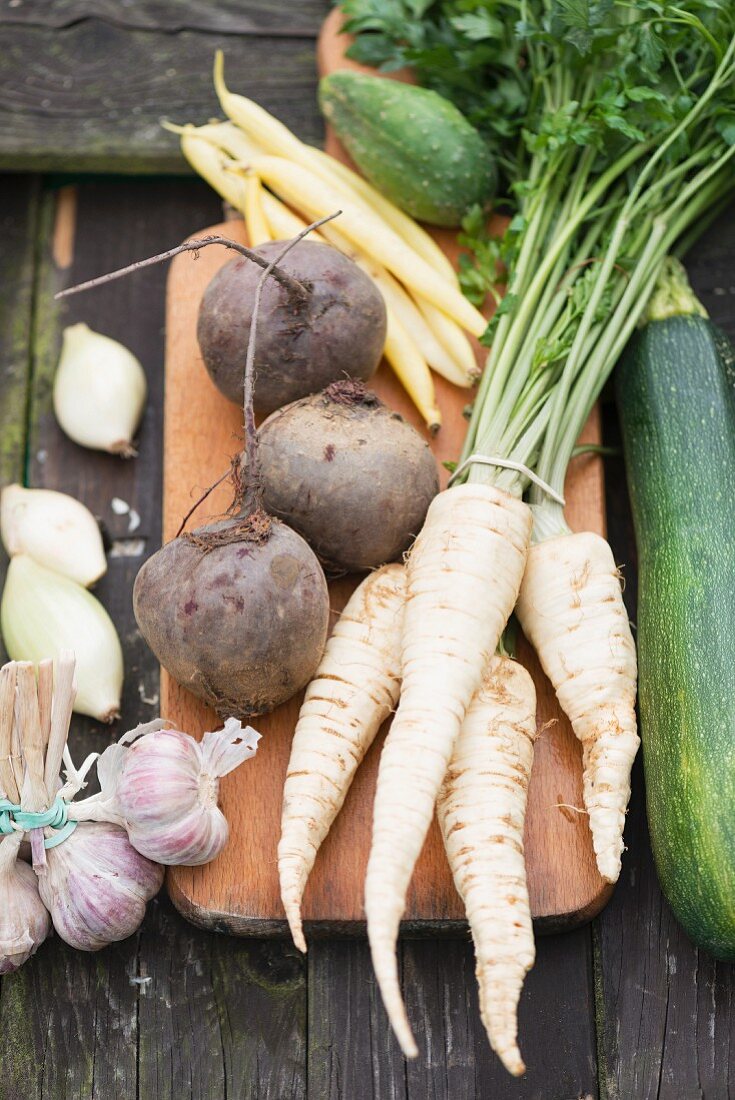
[343,1,735,530]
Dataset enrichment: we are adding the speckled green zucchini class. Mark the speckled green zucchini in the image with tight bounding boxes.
[616,262,735,958]
[319,71,495,226]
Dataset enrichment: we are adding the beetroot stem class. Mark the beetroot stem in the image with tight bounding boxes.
[54,235,310,303]
[53,211,343,523]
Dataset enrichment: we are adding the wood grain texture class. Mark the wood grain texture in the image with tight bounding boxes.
[164,211,609,933]
[594,206,735,1100]
[0,176,40,622]
[0,175,315,1100]
[0,175,217,1100]
[401,932,597,1099]
[137,898,307,1100]
[0,0,325,35]
[307,930,598,1099]
[0,20,325,173]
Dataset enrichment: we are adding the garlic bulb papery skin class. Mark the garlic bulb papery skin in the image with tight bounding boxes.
[113,718,260,866]
[38,821,163,952]
[0,834,51,974]
[1,555,123,722]
[53,323,147,457]
[1,484,107,587]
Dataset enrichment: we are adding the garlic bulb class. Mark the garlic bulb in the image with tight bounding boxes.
[1,484,106,587]
[1,555,123,722]
[100,718,260,866]
[0,834,51,973]
[53,323,147,456]
[38,821,163,951]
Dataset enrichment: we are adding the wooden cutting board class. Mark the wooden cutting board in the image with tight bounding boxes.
[165,18,613,935]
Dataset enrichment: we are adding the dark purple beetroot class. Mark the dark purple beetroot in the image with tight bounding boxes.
[258,381,440,573]
[197,240,387,416]
[133,515,329,717]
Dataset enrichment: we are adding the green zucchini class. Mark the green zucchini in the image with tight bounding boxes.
[318,72,495,226]
[616,260,735,958]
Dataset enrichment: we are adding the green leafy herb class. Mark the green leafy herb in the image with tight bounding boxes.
[343,0,735,522]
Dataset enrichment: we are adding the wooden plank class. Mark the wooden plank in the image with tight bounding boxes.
[0,21,326,174]
[0,175,40,610]
[0,175,212,1100]
[594,205,735,1100]
[307,941,405,1100]
[307,932,598,1098]
[0,0,326,35]
[0,175,309,1100]
[0,936,141,1099]
[402,932,597,1100]
[0,172,40,1087]
[138,898,307,1100]
[164,219,609,934]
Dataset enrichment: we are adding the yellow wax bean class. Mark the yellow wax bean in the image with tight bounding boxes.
[370,269,474,388]
[320,226,473,388]
[260,191,325,242]
[415,297,482,384]
[180,133,247,214]
[305,225,441,425]
[244,175,271,246]
[250,155,487,336]
[213,52,459,283]
[308,149,457,284]
[383,308,441,433]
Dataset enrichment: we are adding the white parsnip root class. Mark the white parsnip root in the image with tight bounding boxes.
[278,565,406,952]
[515,531,638,883]
[437,655,537,1077]
[365,484,532,1058]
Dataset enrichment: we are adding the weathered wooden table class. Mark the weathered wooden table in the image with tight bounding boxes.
[0,5,733,1098]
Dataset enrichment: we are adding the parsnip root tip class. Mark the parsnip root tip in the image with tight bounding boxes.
[282,893,307,953]
[368,934,418,1059]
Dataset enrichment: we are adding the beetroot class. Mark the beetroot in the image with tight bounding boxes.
[133,516,328,716]
[131,228,335,717]
[197,240,386,415]
[258,381,439,573]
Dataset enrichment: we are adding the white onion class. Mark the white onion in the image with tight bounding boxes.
[1,484,106,587]
[53,323,147,456]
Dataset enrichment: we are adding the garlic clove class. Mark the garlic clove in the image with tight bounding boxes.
[53,323,147,457]
[1,484,107,587]
[1,555,123,722]
[128,803,229,867]
[38,821,163,952]
[0,836,51,973]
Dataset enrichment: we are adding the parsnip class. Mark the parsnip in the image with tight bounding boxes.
[249,155,487,336]
[278,565,406,952]
[515,531,638,883]
[438,655,537,1077]
[365,484,532,1057]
